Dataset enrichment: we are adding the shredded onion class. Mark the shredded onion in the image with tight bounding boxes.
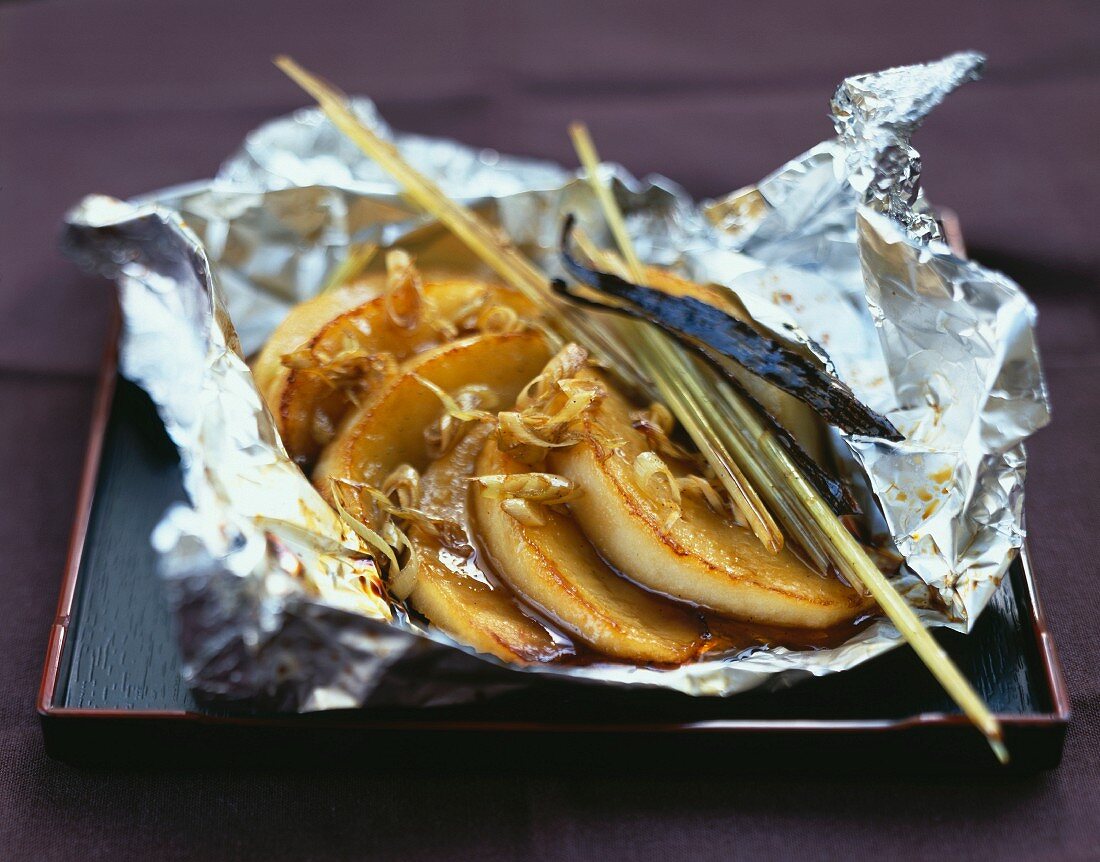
[677,474,725,513]
[472,471,581,528]
[413,375,495,423]
[449,287,492,332]
[383,249,428,330]
[476,303,524,334]
[632,451,682,530]
[496,347,605,466]
[471,472,582,504]
[381,464,421,509]
[353,481,472,555]
[330,468,474,602]
[495,411,583,465]
[281,348,398,401]
[552,378,604,425]
[329,480,402,573]
[516,343,588,409]
[382,521,419,600]
[417,380,497,457]
[630,402,700,464]
[500,498,547,527]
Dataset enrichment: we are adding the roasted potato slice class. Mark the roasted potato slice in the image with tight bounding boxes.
[314,332,562,664]
[315,330,553,498]
[549,374,872,629]
[409,427,565,664]
[251,277,384,398]
[473,437,704,664]
[408,555,565,664]
[254,277,532,465]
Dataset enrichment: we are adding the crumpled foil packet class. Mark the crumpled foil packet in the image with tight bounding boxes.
[63,52,1050,710]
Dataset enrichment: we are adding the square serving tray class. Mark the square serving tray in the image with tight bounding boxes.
[38,215,1070,773]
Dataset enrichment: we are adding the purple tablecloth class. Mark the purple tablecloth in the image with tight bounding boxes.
[2,1,1097,858]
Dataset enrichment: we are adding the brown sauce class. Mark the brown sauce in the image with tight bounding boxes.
[407,465,875,670]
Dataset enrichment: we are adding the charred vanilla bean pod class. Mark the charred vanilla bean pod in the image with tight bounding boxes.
[558,217,901,442]
[549,275,856,518]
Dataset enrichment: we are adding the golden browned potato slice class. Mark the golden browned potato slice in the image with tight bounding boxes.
[253,278,534,465]
[314,332,562,664]
[549,375,871,629]
[473,437,704,664]
[251,277,384,398]
[314,330,553,498]
[407,427,565,664]
[409,555,564,663]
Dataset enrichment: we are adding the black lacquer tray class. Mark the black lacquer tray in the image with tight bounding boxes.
[37,353,1069,773]
[38,214,1069,772]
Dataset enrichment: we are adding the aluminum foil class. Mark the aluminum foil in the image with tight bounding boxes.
[63,53,1050,710]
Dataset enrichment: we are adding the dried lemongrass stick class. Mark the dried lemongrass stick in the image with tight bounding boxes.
[568,123,1007,764]
[274,56,648,396]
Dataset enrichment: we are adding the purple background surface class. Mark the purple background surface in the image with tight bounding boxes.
[1,1,1098,859]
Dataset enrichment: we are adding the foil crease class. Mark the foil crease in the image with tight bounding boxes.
[63,54,1049,710]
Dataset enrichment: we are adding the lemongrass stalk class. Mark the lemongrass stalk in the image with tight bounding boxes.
[569,123,1007,764]
[712,378,1007,760]
[569,125,781,549]
[275,57,649,395]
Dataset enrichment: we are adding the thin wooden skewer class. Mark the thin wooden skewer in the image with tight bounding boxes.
[568,122,1008,765]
